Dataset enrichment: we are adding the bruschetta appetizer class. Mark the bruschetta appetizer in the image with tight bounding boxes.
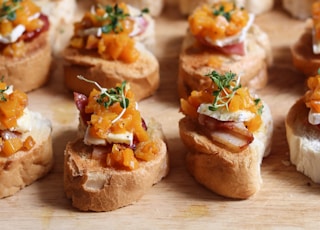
[178,1,272,98]
[0,81,53,198]
[179,70,273,199]
[0,0,51,92]
[63,3,159,101]
[286,71,320,183]
[64,76,169,211]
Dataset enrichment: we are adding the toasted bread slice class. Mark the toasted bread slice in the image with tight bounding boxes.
[178,25,272,98]
[285,98,320,183]
[291,29,320,76]
[0,112,53,198]
[64,119,169,212]
[179,102,273,199]
[0,31,51,93]
[63,43,159,101]
[95,0,164,17]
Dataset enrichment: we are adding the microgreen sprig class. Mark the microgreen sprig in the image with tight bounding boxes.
[212,3,235,22]
[77,75,129,123]
[206,70,241,111]
[0,0,22,22]
[99,4,130,34]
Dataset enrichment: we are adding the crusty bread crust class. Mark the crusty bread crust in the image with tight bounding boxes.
[63,43,159,101]
[285,98,320,183]
[179,102,273,199]
[95,0,164,17]
[0,31,52,92]
[0,113,53,198]
[64,119,169,212]
[178,25,272,98]
[291,29,320,76]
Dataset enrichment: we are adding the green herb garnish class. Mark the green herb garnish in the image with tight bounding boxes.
[212,3,235,22]
[77,75,129,123]
[99,4,130,34]
[0,0,22,22]
[206,70,241,111]
[96,81,129,109]
[254,98,264,115]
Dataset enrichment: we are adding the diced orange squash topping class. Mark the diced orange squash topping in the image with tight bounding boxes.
[0,0,43,57]
[106,144,139,170]
[2,137,23,157]
[69,3,139,63]
[181,73,263,133]
[22,136,35,151]
[188,2,249,44]
[85,82,155,170]
[135,141,159,161]
[0,85,27,129]
[305,74,320,113]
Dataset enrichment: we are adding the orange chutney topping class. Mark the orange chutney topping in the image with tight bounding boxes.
[70,3,140,63]
[180,71,263,132]
[188,2,249,43]
[0,82,35,157]
[305,74,320,113]
[85,82,158,170]
[0,0,43,57]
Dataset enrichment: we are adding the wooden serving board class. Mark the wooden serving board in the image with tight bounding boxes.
[1,1,319,229]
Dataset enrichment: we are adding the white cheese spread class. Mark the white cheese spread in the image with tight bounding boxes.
[197,103,255,122]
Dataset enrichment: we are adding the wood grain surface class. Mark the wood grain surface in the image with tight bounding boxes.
[1,1,319,229]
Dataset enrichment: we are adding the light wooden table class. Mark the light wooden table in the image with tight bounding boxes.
[1,1,319,229]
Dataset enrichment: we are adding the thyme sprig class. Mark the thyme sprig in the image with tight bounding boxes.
[77,75,129,124]
[212,3,236,22]
[206,70,241,111]
[0,0,22,22]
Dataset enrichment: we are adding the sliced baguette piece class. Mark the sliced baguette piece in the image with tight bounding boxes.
[285,98,320,183]
[63,42,159,101]
[178,25,272,98]
[0,112,53,198]
[0,31,51,93]
[179,102,273,199]
[64,119,169,212]
[291,28,320,76]
[95,0,164,17]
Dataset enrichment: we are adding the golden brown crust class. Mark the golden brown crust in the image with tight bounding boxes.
[63,45,159,101]
[291,29,320,76]
[179,103,273,199]
[0,31,52,92]
[0,115,53,199]
[64,119,169,212]
[178,25,272,98]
